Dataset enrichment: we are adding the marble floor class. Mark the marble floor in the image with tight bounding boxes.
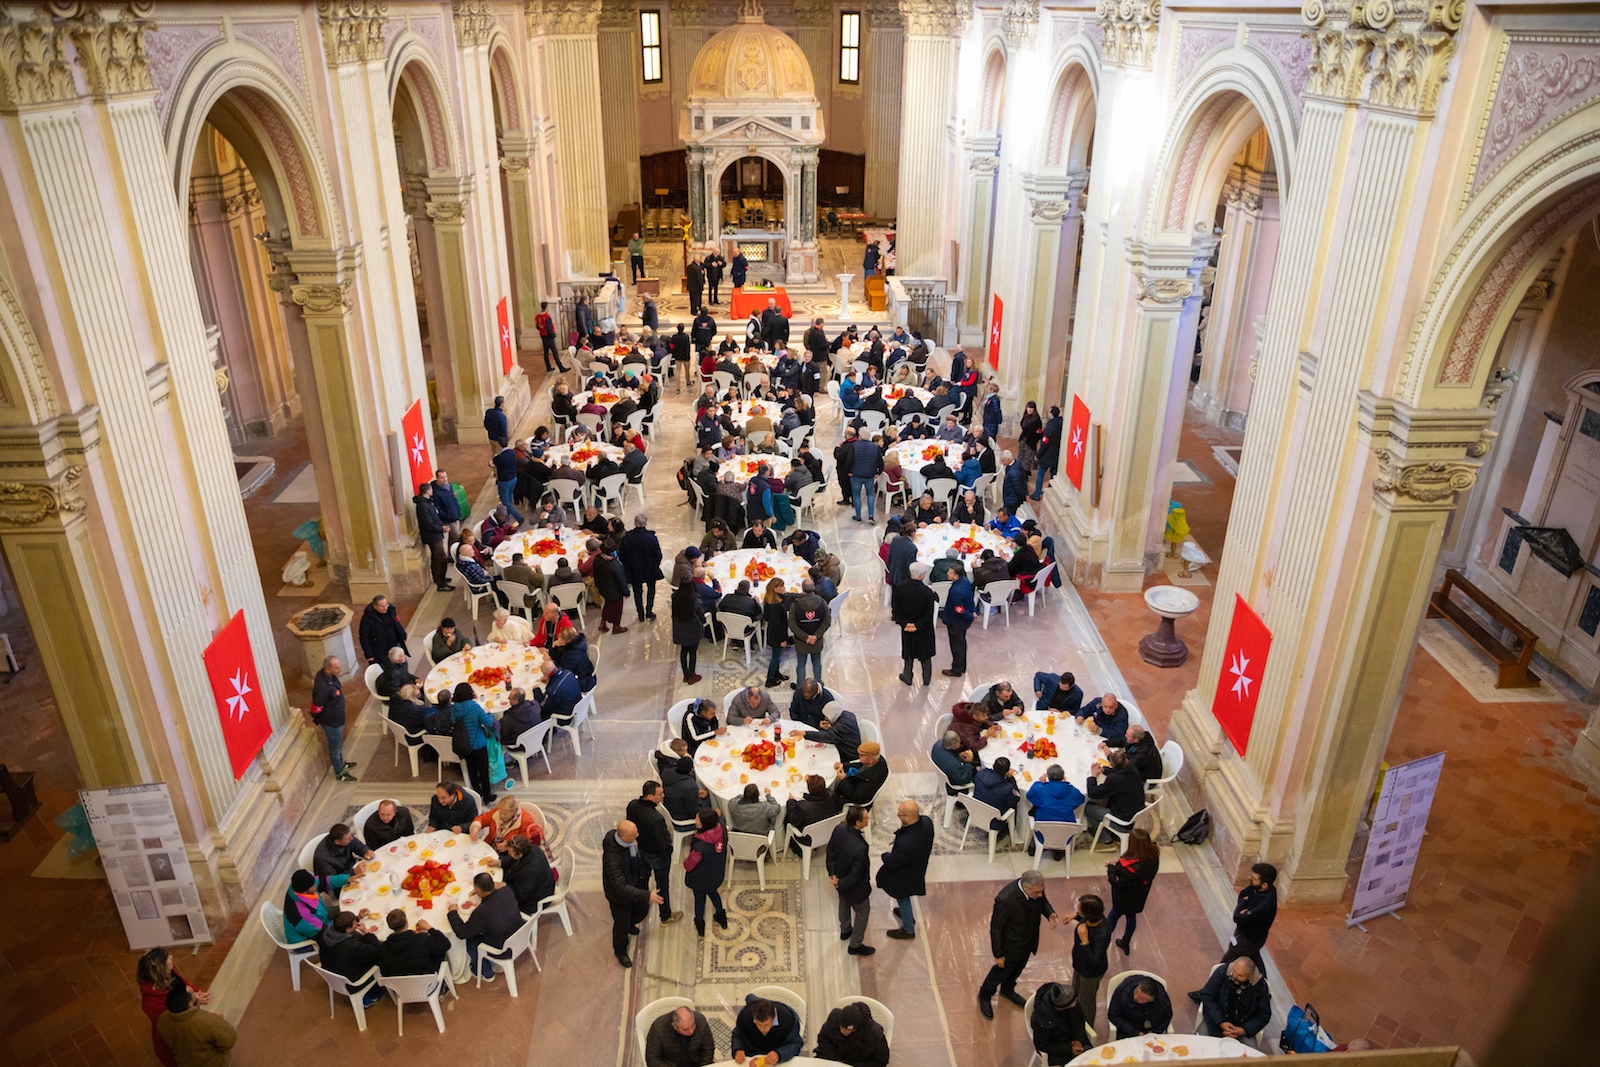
[3,345,1596,1066]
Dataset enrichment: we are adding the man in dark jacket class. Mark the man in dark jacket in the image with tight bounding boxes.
[602,819,661,967]
[784,773,842,851]
[1107,974,1174,1040]
[447,872,524,979]
[626,781,683,926]
[814,1002,891,1067]
[500,689,543,745]
[312,822,372,877]
[536,660,582,726]
[973,758,1022,834]
[1030,981,1090,1065]
[358,596,407,665]
[788,679,835,729]
[426,782,478,832]
[978,870,1058,1019]
[428,468,463,539]
[1078,692,1130,746]
[826,805,874,955]
[1084,750,1146,844]
[787,578,832,686]
[941,569,975,676]
[644,1006,716,1067]
[414,483,453,592]
[484,395,509,447]
[892,562,937,685]
[317,910,382,984]
[804,316,829,363]
[759,298,790,349]
[704,251,725,304]
[377,909,451,976]
[875,800,934,940]
[1215,862,1278,970]
[618,513,662,621]
[730,994,804,1064]
[834,740,887,806]
[805,709,861,766]
[311,655,355,782]
[847,435,883,523]
[833,429,858,505]
[362,800,414,849]
[1118,724,1165,781]
[1198,958,1272,1043]
[1002,452,1029,514]
[498,833,557,913]
[686,258,705,314]
[656,739,710,824]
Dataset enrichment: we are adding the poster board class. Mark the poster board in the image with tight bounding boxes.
[1346,751,1445,926]
[79,783,213,950]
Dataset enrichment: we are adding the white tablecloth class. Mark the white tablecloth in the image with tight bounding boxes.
[890,439,968,495]
[573,387,630,414]
[492,526,592,572]
[914,522,1014,570]
[423,642,553,716]
[703,548,811,599]
[727,398,783,433]
[726,454,793,482]
[539,440,624,472]
[1067,1035,1265,1064]
[861,383,934,409]
[695,719,839,807]
[979,709,1106,795]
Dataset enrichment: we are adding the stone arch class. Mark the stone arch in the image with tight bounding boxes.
[1039,57,1098,172]
[488,39,526,136]
[164,47,337,245]
[977,44,1007,133]
[0,267,60,429]
[1147,55,1298,241]
[1400,107,1600,408]
[388,42,458,176]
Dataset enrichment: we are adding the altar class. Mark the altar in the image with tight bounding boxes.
[730,286,792,320]
[721,232,785,265]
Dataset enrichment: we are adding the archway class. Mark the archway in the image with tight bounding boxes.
[961,46,1007,339]
[490,45,543,352]
[716,155,788,283]
[1031,60,1096,415]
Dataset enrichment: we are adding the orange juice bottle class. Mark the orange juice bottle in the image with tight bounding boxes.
[1046,714,1056,732]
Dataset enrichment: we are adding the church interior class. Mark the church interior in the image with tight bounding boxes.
[0,2,1598,1065]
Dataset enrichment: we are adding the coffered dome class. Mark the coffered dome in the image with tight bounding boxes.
[688,4,816,101]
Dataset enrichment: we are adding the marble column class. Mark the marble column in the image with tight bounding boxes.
[1011,173,1087,413]
[894,0,968,278]
[794,0,833,139]
[499,135,544,348]
[597,3,642,216]
[537,0,610,274]
[959,136,999,334]
[425,179,491,444]
[188,174,273,439]
[687,145,713,245]
[864,0,904,219]
[403,177,458,434]
[1192,167,1279,430]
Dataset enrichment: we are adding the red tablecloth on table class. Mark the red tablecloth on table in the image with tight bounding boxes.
[730,287,791,320]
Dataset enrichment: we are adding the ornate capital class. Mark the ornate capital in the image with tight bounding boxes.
[1223,179,1264,212]
[898,0,971,38]
[1136,276,1195,303]
[1301,0,1464,114]
[1372,449,1476,503]
[500,154,530,177]
[868,0,902,30]
[425,197,466,223]
[1096,0,1161,69]
[290,282,353,315]
[537,0,602,36]
[0,467,87,526]
[969,153,999,175]
[1002,0,1039,51]
[598,1,636,31]
[316,2,389,66]
[452,0,494,47]
[0,6,77,109]
[61,2,154,99]
[1127,234,1217,307]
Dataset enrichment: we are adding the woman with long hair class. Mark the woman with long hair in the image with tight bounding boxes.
[1017,401,1043,474]
[1104,827,1161,955]
[137,948,210,1067]
[671,579,705,684]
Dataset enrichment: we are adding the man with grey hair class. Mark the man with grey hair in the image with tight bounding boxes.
[374,645,417,700]
[892,560,938,686]
[979,868,1059,1019]
[930,729,978,793]
[727,685,777,727]
[931,546,963,583]
[619,512,663,623]
[1196,956,1271,1043]
[644,1004,715,1067]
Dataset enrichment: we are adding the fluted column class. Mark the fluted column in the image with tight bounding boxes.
[958,136,999,332]
[538,0,610,273]
[424,180,492,444]
[189,175,272,439]
[864,0,904,218]
[1192,168,1279,430]
[499,135,544,348]
[1010,173,1087,413]
[597,2,642,215]
[894,0,968,278]
[794,0,833,136]
[668,0,707,146]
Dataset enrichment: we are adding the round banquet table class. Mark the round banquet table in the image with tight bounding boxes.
[725,453,793,482]
[492,526,592,571]
[704,548,811,599]
[889,439,966,496]
[1067,1034,1266,1064]
[726,398,783,433]
[539,440,624,472]
[913,522,1014,570]
[423,642,553,717]
[336,830,501,977]
[861,383,934,409]
[573,386,630,414]
[979,708,1107,797]
[695,719,839,811]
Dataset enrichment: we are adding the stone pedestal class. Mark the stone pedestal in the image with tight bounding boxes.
[838,273,855,316]
[1138,586,1200,667]
[286,604,357,684]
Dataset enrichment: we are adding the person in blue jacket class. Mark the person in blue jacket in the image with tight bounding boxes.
[1078,692,1130,746]
[536,659,582,729]
[941,566,975,677]
[450,681,500,804]
[1026,764,1086,855]
[483,395,508,447]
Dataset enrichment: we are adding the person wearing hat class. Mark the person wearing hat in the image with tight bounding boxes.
[833,739,887,807]
[1030,980,1091,1064]
[813,1001,890,1067]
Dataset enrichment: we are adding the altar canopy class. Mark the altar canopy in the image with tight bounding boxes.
[681,1,824,284]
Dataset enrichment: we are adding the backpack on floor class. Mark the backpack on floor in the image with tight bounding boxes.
[1174,809,1212,845]
[1281,1003,1336,1054]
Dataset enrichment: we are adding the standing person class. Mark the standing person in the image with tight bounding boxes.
[429,468,464,541]
[826,805,874,956]
[640,294,660,332]
[982,382,1003,440]
[1033,405,1063,500]
[1105,828,1160,955]
[450,681,499,804]
[804,315,829,367]
[627,781,684,928]
[892,561,938,686]
[619,514,664,623]
[682,807,729,936]
[875,800,934,941]
[941,562,975,677]
[977,869,1059,1019]
[731,248,749,289]
[602,819,663,968]
[671,580,705,684]
[1068,893,1113,1028]
[704,250,725,304]
[786,578,831,688]
[1017,401,1043,478]
[760,297,790,349]
[686,255,705,315]
[310,656,356,782]
[862,240,880,277]
[628,231,646,282]
[847,432,882,524]
[592,539,630,634]
[156,985,236,1067]
[1190,862,1278,992]
[484,395,509,448]
[535,300,566,371]
[414,482,453,592]
[492,441,524,524]
[137,949,211,1067]
[761,578,794,688]
[358,595,407,666]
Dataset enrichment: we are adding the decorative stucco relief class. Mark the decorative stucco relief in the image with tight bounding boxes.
[145,21,222,123]
[1468,36,1600,199]
[234,20,307,104]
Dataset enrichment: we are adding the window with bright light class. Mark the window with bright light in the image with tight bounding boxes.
[640,11,662,83]
[839,12,860,84]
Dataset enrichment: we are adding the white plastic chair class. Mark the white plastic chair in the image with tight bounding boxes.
[575,411,604,437]
[635,996,695,1067]
[857,716,883,754]
[1106,970,1177,1033]
[728,829,775,890]
[1030,820,1082,876]
[425,735,466,783]
[259,901,318,991]
[505,719,557,781]
[1089,796,1161,855]
[594,472,629,515]
[533,846,576,938]
[475,910,541,993]
[666,698,695,741]
[454,563,496,620]
[713,370,738,394]
[550,478,584,509]
[973,470,999,507]
[1147,740,1184,802]
[781,811,843,880]
[1025,562,1057,615]
[750,984,807,1037]
[378,962,457,1035]
[351,798,404,832]
[926,476,959,511]
[746,429,774,449]
[307,961,379,1031]
[297,833,327,872]
[979,580,1018,628]
[547,582,588,630]
[630,456,651,508]
[827,588,849,626]
[363,663,383,702]
[935,764,974,829]
[832,995,894,1045]
[501,581,536,619]
[965,683,995,705]
[796,481,823,518]
[384,718,427,777]
[717,611,761,665]
[552,693,596,756]
[857,410,887,436]
[955,794,1014,862]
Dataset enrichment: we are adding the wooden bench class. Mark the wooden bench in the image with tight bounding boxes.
[1426,568,1540,688]
[0,764,40,842]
